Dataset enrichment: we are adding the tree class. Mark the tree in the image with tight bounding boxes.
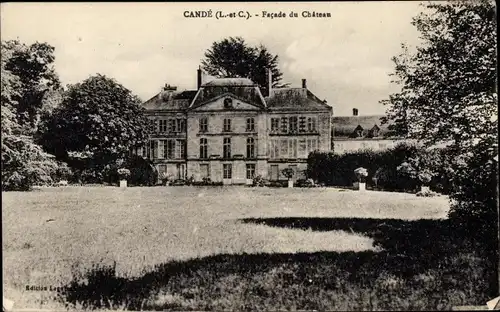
[201,37,286,94]
[1,40,61,133]
[38,74,150,178]
[381,1,498,289]
[381,1,496,149]
[1,40,64,191]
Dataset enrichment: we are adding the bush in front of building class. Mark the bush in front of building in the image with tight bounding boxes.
[125,155,158,186]
[306,142,454,193]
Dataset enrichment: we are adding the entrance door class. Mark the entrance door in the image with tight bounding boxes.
[223,164,232,185]
[177,163,186,180]
[270,165,279,181]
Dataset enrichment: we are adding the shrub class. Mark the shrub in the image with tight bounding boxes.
[416,189,439,197]
[1,135,61,190]
[296,178,316,188]
[281,168,295,180]
[354,167,368,183]
[124,155,158,186]
[52,161,72,183]
[117,168,130,180]
[307,143,421,190]
[159,172,174,186]
[252,175,265,187]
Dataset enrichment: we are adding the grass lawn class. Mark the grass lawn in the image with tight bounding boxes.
[2,186,493,310]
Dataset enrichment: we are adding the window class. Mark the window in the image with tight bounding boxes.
[199,117,208,133]
[223,118,232,132]
[246,137,255,158]
[175,140,185,159]
[280,139,288,157]
[246,118,255,132]
[223,164,232,179]
[307,117,316,132]
[298,139,307,157]
[280,117,288,133]
[289,116,298,133]
[159,119,168,133]
[306,138,318,153]
[171,119,177,133]
[158,140,164,159]
[246,164,256,179]
[151,140,158,159]
[176,119,186,133]
[168,119,174,133]
[271,118,280,132]
[299,117,306,133]
[166,139,175,159]
[200,138,208,159]
[223,137,231,158]
[270,139,279,159]
[288,138,297,158]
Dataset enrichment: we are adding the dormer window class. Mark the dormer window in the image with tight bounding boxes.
[354,125,364,138]
[370,125,380,137]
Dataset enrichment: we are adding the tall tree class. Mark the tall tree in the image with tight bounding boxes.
[1,40,61,133]
[381,1,497,150]
[201,37,285,94]
[1,40,63,190]
[38,74,149,169]
[381,0,498,280]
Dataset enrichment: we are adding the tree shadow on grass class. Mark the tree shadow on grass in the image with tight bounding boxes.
[57,217,496,311]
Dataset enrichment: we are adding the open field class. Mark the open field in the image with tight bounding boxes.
[2,186,493,310]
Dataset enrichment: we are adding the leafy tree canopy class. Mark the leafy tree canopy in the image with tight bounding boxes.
[1,40,61,133]
[38,74,150,165]
[381,0,497,150]
[201,37,287,95]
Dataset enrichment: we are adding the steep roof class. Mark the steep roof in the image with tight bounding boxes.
[142,90,197,111]
[190,78,266,109]
[203,78,255,87]
[332,115,392,138]
[266,88,332,112]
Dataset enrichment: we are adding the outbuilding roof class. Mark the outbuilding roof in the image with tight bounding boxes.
[332,115,392,138]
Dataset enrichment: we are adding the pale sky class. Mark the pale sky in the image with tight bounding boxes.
[1,2,424,116]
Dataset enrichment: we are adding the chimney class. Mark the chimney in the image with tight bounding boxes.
[353,108,359,116]
[197,66,202,89]
[302,79,307,89]
[159,84,177,101]
[163,84,177,91]
[267,68,272,97]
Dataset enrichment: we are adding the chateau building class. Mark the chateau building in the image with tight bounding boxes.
[331,108,404,154]
[137,68,332,184]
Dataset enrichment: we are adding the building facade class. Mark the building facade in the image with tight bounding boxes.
[331,108,404,154]
[138,69,332,184]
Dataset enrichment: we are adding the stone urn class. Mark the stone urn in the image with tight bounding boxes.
[354,167,368,192]
[117,168,130,188]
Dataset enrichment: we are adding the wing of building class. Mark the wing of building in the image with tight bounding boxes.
[137,69,333,184]
[331,108,406,154]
